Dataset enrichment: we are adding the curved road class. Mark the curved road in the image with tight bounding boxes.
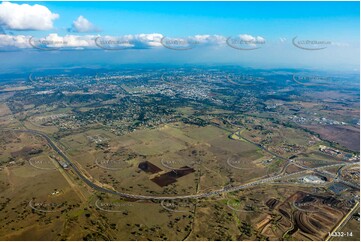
[7,128,359,201]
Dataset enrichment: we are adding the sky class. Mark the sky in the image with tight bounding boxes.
[0,1,359,72]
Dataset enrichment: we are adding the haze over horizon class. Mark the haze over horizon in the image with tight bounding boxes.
[0,1,359,72]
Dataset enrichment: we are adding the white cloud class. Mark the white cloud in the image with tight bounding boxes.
[69,16,100,33]
[0,2,59,30]
[0,33,267,51]
[0,34,31,48]
[255,36,265,43]
[239,34,265,43]
[94,33,164,49]
[0,33,164,50]
[223,34,266,50]
[238,34,256,42]
[41,33,95,47]
[0,33,96,50]
[28,34,98,50]
[190,35,226,45]
[132,33,163,47]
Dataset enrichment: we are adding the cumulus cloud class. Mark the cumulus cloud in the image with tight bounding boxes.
[94,33,164,49]
[129,33,163,47]
[69,16,100,33]
[0,34,30,48]
[0,33,164,50]
[37,33,95,48]
[238,34,265,45]
[0,33,267,51]
[189,35,226,45]
[159,35,226,50]
[0,2,59,31]
[0,33,95,50]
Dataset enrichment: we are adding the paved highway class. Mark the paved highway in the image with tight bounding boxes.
[292,161,360,189]
[6,128,360,201]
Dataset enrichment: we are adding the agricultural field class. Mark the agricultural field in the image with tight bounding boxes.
[0,66,359,240]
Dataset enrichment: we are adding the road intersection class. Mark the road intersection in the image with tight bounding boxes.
[7,128,359,201]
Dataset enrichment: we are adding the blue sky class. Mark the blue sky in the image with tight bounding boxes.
[0,1,360,71]
[15,1,360,38]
